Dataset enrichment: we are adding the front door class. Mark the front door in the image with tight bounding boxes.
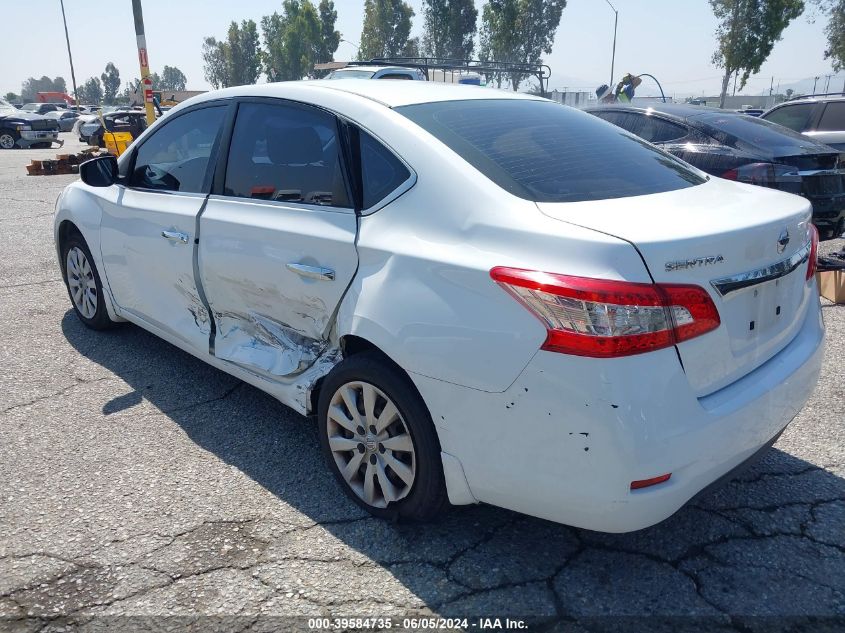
[199,100,359,376]
[99,104,229,352]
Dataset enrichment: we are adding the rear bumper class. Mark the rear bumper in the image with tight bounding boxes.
[413,289,825,533]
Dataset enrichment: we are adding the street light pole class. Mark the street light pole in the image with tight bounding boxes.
[604,0,618,88]
[131,0,156,126]
[59,0,79,109]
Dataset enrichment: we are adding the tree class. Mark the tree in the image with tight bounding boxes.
[810,0,845,71]
[479,0,565,91]
[20,76,68,102]
[421,0,477,60]
[316,0,341,68]
[202,36,230,89]
[160,65,188,91]
[262,1,322,81]
[226,20,262,86]
[358,0,416,60]
[4,92,19,102]
[710,0,805,108]
[100,62,121,104]
[78,77,103,104]
[785,87,794,97]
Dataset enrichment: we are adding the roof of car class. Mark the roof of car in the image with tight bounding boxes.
[185,79,541,109]
[585,102,732,119]
[782,93,845,103]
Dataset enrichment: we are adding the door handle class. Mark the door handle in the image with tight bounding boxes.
[161,229,189,244]
[286,262,335,281]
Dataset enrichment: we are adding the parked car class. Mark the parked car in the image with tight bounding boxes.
[0,99,60,149]
[55,81,823,533]
[21,102,60,115]
[45,109,81,132]
[761,94,845,154]
[587,103,845,239]
[79,110,147,146]
[327,65,427,80]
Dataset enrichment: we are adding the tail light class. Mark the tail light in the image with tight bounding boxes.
[807,223,819,281]
[721,162,802,193]
[490,267,720,358]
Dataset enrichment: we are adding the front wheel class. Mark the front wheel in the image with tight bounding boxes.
[61,232,116,330]
[317,352,448,522]
[0,129,18,149]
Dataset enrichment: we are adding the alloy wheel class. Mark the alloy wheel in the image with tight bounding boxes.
[66,246,98,319]
[0,134,15,149]
[326,381,416,508]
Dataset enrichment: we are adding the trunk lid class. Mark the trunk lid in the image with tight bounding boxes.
[537,177,815,396]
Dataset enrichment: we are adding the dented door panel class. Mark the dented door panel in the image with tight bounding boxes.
[198,196,358,377]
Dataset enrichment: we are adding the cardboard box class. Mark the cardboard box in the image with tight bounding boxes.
[817,270,845,304]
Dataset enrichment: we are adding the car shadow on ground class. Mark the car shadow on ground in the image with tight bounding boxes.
[61,311,845,627]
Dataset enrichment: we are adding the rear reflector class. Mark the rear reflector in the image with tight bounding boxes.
[630,473,671,490]
[807,224,819,281]
[490,267,720,358]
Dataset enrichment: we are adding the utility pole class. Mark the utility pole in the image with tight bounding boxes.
[59,0,79,109]
[604,0,618,88]
[812,75,819,95]
[131,0,156,126]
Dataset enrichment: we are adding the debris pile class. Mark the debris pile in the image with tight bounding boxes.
[25,148,109,176]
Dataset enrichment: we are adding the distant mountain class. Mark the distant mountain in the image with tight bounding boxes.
[775,73,845,96]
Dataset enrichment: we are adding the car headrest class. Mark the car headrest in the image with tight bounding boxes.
[267,126,323,165]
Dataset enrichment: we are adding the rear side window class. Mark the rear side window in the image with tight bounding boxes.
[762,103,815,132]
[398,99,705,203]
[360,130,411,209]
[817,102,845,131]
[592,111,687,144]
[130,105,226,193]
[224,102,350,207]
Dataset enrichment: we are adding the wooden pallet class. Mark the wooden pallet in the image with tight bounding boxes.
[26,148,107,176]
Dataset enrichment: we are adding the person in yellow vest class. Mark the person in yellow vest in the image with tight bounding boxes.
[615,73,643,103]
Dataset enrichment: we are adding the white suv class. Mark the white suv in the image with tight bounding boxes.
[55,81,824,532]
[762,94,845,154]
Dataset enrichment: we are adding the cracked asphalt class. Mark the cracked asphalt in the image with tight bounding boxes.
[1,135,844,633]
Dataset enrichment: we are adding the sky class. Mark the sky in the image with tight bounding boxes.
[1,0,841,100]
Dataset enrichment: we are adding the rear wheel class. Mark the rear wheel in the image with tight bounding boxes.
[318,352,447,522]
[61,232,115,330]
[0,129,17,149]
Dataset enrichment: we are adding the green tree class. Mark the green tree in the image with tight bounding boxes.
[710,0,805,107]
[316,0,341,68]
[20,76,68,102]
[160,65,188,91]
[422,0,478,60]
[358,0,416,60]
[262,0,322,81]
[810,0,845,71]
[78,77,103,104]
[479,0,564,91]
[225,20,262,85]
[4,92,19,102]
[100,62,121,104]
[202,36,230,88]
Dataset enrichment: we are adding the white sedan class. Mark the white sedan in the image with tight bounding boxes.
[54,80,824,532]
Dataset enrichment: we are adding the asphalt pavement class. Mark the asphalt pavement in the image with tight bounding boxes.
[0,134,843,632]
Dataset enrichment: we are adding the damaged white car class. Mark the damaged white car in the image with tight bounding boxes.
[55,81,824,532]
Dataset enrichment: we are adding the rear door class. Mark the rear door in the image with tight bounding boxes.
[805,101,845,152]
[199,99,358,377]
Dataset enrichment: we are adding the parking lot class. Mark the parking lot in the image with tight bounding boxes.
[1,134,844,631]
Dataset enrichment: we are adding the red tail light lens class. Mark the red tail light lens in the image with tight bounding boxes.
[490,267,720,358]
[721,163,802,193]
[631,473,672,490]
[807,224,819,281]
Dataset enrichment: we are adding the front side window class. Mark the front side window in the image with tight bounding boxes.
[399,99,705,203]
[817,102,845,131]
[130,105,226,193]
[360,130,411,209]
[224,101,350,207]
[762,103,815,132]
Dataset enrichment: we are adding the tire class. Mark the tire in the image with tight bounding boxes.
[61,231,116,330]
[318,352,448,522]
[0,129,18,150]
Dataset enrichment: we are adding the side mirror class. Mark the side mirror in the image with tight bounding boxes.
[80,155,118,187]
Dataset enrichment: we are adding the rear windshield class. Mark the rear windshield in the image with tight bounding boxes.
[328,69,376,79]
[396,99,706,203]
[691,111,827,154]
